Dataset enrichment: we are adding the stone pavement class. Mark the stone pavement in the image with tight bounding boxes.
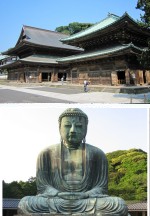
[0,82,150,103]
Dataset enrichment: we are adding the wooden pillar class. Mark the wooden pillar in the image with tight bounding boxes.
[145,70,150,84]
[138,70,144,85]
[66,70,71,83]
[55,72,58,81]
[17,72,20,82]
[51,68,58,82]
[51,71,55,82]
[111,71,118,85]
[38,70,42,83]
[20,73,24,82]
[24,66,28,83]
[125,69,130,85]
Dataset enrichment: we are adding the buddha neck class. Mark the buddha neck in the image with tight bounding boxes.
[63,141,82,150]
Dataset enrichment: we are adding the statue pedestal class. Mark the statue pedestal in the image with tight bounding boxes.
[16,214,96,216]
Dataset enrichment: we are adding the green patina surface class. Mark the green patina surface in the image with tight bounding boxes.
[58,43,144,63]
[18,108,129,216]
[60,13,137,42]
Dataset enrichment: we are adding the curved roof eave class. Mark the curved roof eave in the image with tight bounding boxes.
[60,12,146,44]
[57,43,144,63]
[24,40,83,52]
[2,42,24,55]
[0,61,21,69]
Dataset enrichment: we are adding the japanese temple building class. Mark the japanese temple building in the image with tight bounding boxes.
[1,12,150,85]
[59,13,150,86]
[0,25,82,83]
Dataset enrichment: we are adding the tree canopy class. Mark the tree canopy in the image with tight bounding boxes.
[3,177,36,199]
[107,148,147,201]
[136,0,150,27]
[136,0,150,68]
[55,22,93,35]
[3,149,147,201]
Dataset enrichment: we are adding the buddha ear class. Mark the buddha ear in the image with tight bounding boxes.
[59,123,62,134]
[84,124,88,137]
[82,138,86,143]
[60,138,63,144]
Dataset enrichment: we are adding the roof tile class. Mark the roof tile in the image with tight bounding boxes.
[22,26,81,51]
[3,199,20,209]
[128,202,147,211]
[61,13,120,42]
[58,43,144,63]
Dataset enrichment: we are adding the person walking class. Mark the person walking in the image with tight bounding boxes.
[61,76,64,85]
[84,80,88,92]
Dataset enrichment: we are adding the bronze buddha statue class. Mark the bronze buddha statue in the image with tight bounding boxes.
[18,108,130,215]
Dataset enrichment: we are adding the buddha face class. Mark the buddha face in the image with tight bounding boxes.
[60,115,87,149]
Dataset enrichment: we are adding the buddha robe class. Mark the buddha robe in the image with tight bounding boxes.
[18,143,129,215]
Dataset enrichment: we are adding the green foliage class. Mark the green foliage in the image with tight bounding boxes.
[106,149,147,201]
[136,0,150,27]
[137,42,150,68]
[55,22,93,35]
[3,177,37,198]
[55,26,70,35]
[136,0,150,68]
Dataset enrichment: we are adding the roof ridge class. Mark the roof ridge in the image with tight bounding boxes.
[121,12,138,23]
[107,13,120,18]
[3,198,21,200]
[61,13,120,42]
[23,25,69,36]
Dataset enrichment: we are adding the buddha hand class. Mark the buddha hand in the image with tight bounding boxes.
[58,192,89,200]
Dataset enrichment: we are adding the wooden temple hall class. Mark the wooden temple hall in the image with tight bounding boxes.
[1,12,150,86]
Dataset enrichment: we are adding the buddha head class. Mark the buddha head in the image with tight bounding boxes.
[59,108,88,149]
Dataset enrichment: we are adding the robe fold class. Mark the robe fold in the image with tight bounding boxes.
[18,143,129,215]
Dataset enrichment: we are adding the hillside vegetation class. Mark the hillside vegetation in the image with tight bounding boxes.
[107,148,147,201]
[55,22,93,35]
[3,149,147,201]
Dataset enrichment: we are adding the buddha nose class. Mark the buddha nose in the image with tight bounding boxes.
[70,124,76,133]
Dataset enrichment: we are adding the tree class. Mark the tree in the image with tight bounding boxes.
[19,177,37,197]
[107,149,147,201]
[136,0,150,27]
[55,26,70,35]
[136,0,150,68]
[55,22,93,35]
[3,181,23,198]
[3,177,37,198]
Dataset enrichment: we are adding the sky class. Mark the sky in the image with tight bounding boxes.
[0,104,148,183]
[0,0,143,52]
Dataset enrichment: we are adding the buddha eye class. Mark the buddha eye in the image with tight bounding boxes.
[76,123,82,127]
[64,122,71,127]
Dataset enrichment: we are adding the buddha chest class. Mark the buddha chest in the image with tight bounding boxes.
[61,146,85,184]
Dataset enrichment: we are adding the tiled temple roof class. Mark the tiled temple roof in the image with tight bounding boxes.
[20,54,59,64]
[17,25,81,51]
[128,202,147,211]
[3,199,20,209]
[58,43,144,63]
[61,12,150,47]
[0,54,60,69]
[61,13,120,43]
[3,26,83,55]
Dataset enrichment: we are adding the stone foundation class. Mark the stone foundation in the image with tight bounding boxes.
[16,214,96,216]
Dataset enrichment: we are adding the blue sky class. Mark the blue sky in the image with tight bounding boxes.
[0,104,148,182]
[0,0,142,52]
